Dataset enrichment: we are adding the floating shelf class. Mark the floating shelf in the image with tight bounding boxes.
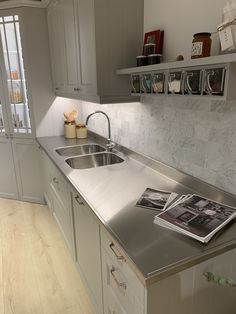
[117,53,236,75]
[116,53,236,100]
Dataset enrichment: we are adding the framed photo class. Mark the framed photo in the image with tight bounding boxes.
[143,30,164,55]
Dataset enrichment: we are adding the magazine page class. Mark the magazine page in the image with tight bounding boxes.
[136,187,178,211]
[154,194,236,242]
[164,194,192,211]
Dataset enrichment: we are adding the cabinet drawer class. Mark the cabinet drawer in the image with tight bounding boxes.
[51,186,73,253]
[105,283,128,314]
[101,227,145,307]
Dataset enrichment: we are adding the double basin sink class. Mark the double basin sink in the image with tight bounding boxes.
[56,144,124,169]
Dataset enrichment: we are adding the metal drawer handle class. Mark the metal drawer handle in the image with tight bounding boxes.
[53,177,59,184]
[203,272,236,288]
[111,266,126,290]
[185,72,193,94]
[109,243,126,262]
[206,70,214,94]
[75,195,84,206]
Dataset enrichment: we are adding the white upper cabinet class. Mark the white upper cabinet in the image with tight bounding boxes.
[47,0,79,95]
[47,0,143,104]
[74,0,97,98]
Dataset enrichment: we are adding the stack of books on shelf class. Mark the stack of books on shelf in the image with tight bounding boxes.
[136,188,236,243]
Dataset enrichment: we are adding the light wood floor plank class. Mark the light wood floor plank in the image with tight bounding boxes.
[3,249,44,314]
[0,198,95,314]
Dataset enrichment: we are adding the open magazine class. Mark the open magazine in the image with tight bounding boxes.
[154,194,236,243]
[136,188,180,211]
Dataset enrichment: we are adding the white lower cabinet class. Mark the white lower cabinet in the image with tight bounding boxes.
[101,227,145,314]
[72,190,103,314]
[105,286,127,314]
[41,151,75,258]
[0,137,43,203]
[0,137,18,199]
[12,138,44,203]
[146,248,236,314]
[40,149,53,210]
[40,150,236,314]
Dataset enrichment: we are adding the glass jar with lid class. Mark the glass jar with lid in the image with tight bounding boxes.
[191,32,212,59]
[64,121,76,139]
[76,124,87,139]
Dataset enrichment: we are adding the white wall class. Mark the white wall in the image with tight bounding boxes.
[77,0,236,196]
[144,0,226,61]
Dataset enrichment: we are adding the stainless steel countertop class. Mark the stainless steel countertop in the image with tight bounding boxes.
[37,134,236,286]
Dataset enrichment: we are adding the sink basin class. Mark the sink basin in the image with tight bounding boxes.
[56,144,106,157]
[66,152,124,169]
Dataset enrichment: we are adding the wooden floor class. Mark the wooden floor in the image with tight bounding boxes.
[0,198,95,314]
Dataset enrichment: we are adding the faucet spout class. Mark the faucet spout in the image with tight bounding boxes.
[85,110,115,151]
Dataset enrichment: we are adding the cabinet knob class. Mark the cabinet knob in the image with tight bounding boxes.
[55,87,60,90]
[74,88,80,92]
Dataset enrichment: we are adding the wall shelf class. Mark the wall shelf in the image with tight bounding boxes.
[116,53,236,75]
[116,53,236,100]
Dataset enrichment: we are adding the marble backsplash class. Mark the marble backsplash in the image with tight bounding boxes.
[79,96,236,196]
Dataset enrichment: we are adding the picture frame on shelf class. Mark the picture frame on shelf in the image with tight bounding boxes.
[143,30,164,55]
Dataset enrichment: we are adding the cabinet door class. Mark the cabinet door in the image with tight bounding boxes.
[47,0,79,95]
[45,156,75,257]
[192,249,236,314]
[40,148,53,210]
[47,0,66,93]
[11,138,43,203]
[0,137,18,199]
[72,191,102,314]
[0,14,33,137]
[74,0,97,96]
[62,0,80,94]
[146,248,236,314]
[0,63,11,137]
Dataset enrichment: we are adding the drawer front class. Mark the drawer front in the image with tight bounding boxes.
[101,227,145,308]
[105,284,127,314]
[51,187,73,253]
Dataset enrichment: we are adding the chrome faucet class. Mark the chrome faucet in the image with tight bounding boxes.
[85,110,115,151]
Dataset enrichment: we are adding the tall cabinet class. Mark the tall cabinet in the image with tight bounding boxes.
[0,13,43,203]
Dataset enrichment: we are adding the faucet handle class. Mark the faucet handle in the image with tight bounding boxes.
[106,141,116,151]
